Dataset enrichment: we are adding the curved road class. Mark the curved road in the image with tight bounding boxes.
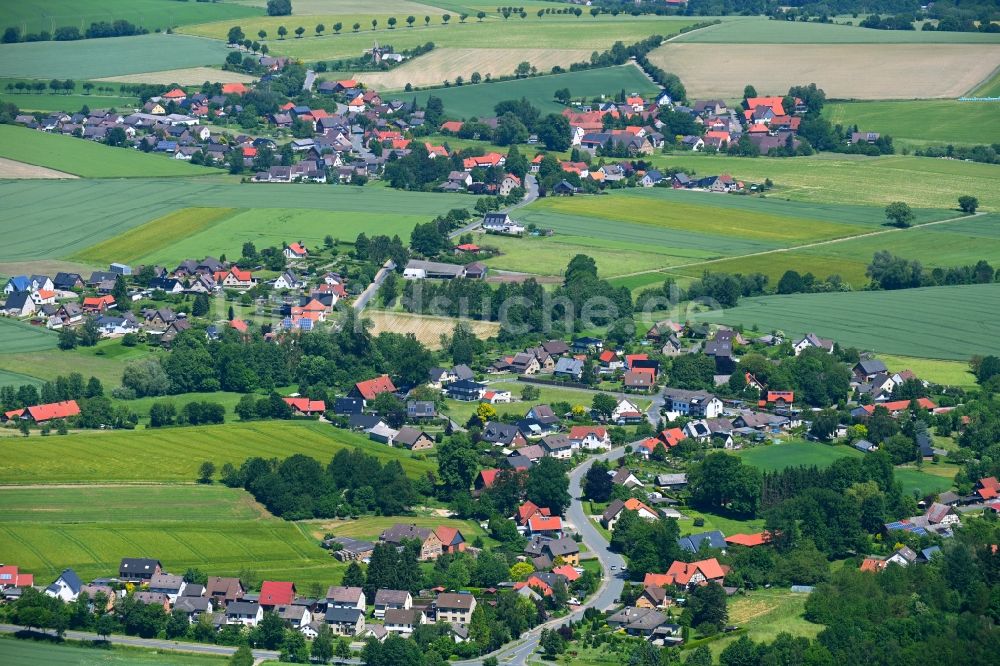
[458,445,628,665]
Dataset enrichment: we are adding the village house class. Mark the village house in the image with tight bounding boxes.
[325,607,365,636]
[645,558,728,589]
[569,425,610,450]
[379,524,444,560]
[602,497,659,530]
[226,601,264,627]
[373,589,412,618]
[661,388,723,418]
[45,568,83,603]
[433,592,477,624]
[384,608,425,636]
[118,557,162,583]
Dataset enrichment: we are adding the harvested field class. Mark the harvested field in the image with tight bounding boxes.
[648,43,1000,99]
[365,310,499,348]
[95,67,257,85]
[0,157,77,179]
[350,47,592,90]
[674,16,1000,43]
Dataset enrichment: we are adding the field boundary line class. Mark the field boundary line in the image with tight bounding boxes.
[612,211,984,280]
[965,61,1000,97]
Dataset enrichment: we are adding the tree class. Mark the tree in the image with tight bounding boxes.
[407,16,416,28]
[230,645,254,666]
[509,561,534,581]
[294,26,305,38]
[437,433,480,497]
[882,432,917,465]
[266,0,292,17]
[342,561,366,588]
[315,23,325,37]
[312,623,334,663]
[554,87,572,105]
[884,201,914,228]
[257,611,286,649]
[958,195,979,214]
[689,453,762,516]
[58,326,77,350]
[258,29,267,40]
[777,269,805,294]
[743,84,758,99]
[583,460,612,502]
[388,17,397,29]
[227,26,245,45]
[809,409,839,441]
[687,582,728,632]
[536,113,571,151]
[199,461,216,484]
[149,401,176,428]
[277,25,288,39]
[443,14,451,24]
[526,457,570,514]
[333,22,342,34]
[477,11,486,21]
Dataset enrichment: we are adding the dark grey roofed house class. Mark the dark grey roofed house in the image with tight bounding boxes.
[553,357,584,380]
[325,606,364,624]
[324,536,375,561]
[505,454,533,469]
[380,524,432,544]
[348,414,385,431]
[545,537,579,558]
[88,271,117,286]
[482,422,524,446]
[182,584,206,597]
[335,397,363,415]
[446,379,485,401]
[541,340,570,356]
[678,530,726,553]
[607,607,668,636]
[407,400,436,419]
[119,558,162,581]
[452,365,474,381]
[175,596,212,615]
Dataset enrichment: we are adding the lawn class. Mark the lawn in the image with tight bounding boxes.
[0,34,233,80]
[2,0,263,36]
[651,152,1000,210]
[708,588,822,658]
[119,391,248,422]
[696,283,1000,360]
[894,467,955,497]
[0,637,227,666]
[396,64,659,118]
[0,420,435,484]
[0,126,220,178]
[441,379,624,426]
[0,317,59,354]
[673,16,1000,43]
[874,354,976,389]
[0,485,267,522]
[825,100,1000,147]
[183,15,697,63]
[0,178,465,263]
[737,440,863,472]
[676,507,766,537]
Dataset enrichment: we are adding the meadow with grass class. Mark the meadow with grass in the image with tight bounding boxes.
[699,283,1000,360]
[0,34,232,80]
[0,178,465,263]
[0,636,228,666]
[737,440,863,471]
[0,126,220,179]
[0,420,435,484]
[397,64,658,118]
[0,318,59,355]
[825,100,1000,147]
[0,341,156,388]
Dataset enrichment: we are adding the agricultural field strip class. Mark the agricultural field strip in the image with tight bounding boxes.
[672,17,1000,43]
[611,211,985,281]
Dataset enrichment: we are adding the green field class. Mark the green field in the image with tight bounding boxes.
[0,420,435,484]
[397,65,658,118]
[120,391,248,422]
[0,318,59,354]
[0,34,233,80]
[2,0,262,36]
[894,467,955,497]
[652,152,1000,211]
[737,440,863,471]
[0,341,156,388]
[709,588,821,658]
[677,507,765,537]
[874,354,976,389]
[0,92,138,113]
[698,283,1000,360]
[0,178,465,263]
[183,16,697,63]
[0,126,219,178]
[970,69,1000,96]
[674,17,1000,43]
[0,369,44,388]
[0,637,227,666]
[826,100,1000,147]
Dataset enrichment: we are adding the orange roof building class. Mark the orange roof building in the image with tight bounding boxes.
[440,121,463,133]
[658,558,728,587]
[725,532,771,548]
[222,82,248,95]
[25,400,81,423]
[163,88,187,100]
[283,397,326,415]
[259,581,296,606]
[745,96,786,116]
[552,564,580,582]
[353,374,396,401]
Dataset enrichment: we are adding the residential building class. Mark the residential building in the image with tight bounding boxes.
[434,592,477,624]
[374,589,413,618]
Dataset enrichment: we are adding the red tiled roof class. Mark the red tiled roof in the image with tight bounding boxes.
[528,515,563,532]
[599,350,615,363]
[478,468,499,488]
[766,391,794,403]
[569,426,607,440]
[222,83,248,95]
[552,564,580,581]
[336,79,358,88]
[26,400,80,422]
[622,497,656,516]
[260,581,295,606]
[242,146,257,157]
[440,121,463,133]
[287,242,307,256]
[516,500,550,524]
[745,96,785,116]
[862,398,937,414]
[163,88,186,99]
[456,243,480,252]
[0,565,33,588]
[725,532,770,547]
[860,558,887,573]
[229,319,248,333]
[354,374,396,401]
[662,558,726,586]
[625,354,648,369]
[283,397,326,414]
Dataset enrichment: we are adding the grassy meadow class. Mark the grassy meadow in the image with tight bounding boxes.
[0,420,435,484]
[0,178,465,263]
[0,318,59,354]
[397,64,658,118]
[673,17,1000,43]
[0,34,232,80]
[0,341,156,388]
[708,588,821,658]
[825,100,1000,147]
[737,440,863,471]
[2,0,263,36]
[0,126,220,178]
[0,369,45,388]
[698,283,1000,360]
[970,69,1000,96]
[873,354,976,389]
[0,637,227,666]
[652,152,1000,210]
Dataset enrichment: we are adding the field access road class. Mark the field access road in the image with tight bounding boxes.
[458,446,628,666]
[449,175,539,239]
[353,259,395,313]
[0,625,288,663]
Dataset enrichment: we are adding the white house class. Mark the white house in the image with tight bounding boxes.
[45,569,83,603]
[226,601,264,627]
[611,398,643,423]
[794,333,834,356]
[569,426,611,450]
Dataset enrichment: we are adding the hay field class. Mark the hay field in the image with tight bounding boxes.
[95,66,257,85]
[673,17,1000,44]
[649,43,1000,99]
[351,47,592,90]
[0,157,77,179]
[365,310,499,347]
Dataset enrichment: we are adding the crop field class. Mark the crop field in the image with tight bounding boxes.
[970,69,1000,96]
[673,17,1000,44]
[874,354,976,389]
[649,43,1000,99]
[0,157,78,179]
[94,66,257,86]
[397,64,658,118]
[0,92,138,113]
[737,440,863,471]
[365,310,500,348]
[0,485,268,523]
[0,178,464,263]
[0,318,59,355]
[0,637,227,666]
[825,100,1000,147]
[0,369,43,388]
[0,34,232,80]
[697,283,1000,360]
[0,420,435,484]
[183,16,697,63]
[0,126,219,179]
[651,153,1000,210]
[2,0,263,36]
[345,47,592,91]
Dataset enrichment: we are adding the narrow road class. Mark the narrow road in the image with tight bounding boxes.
[612,210,985,280]
[508,378,661,427]
[457,446,628,666]
[0,624,283,661]
[353,259,395,313]
[449,175,539,240]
